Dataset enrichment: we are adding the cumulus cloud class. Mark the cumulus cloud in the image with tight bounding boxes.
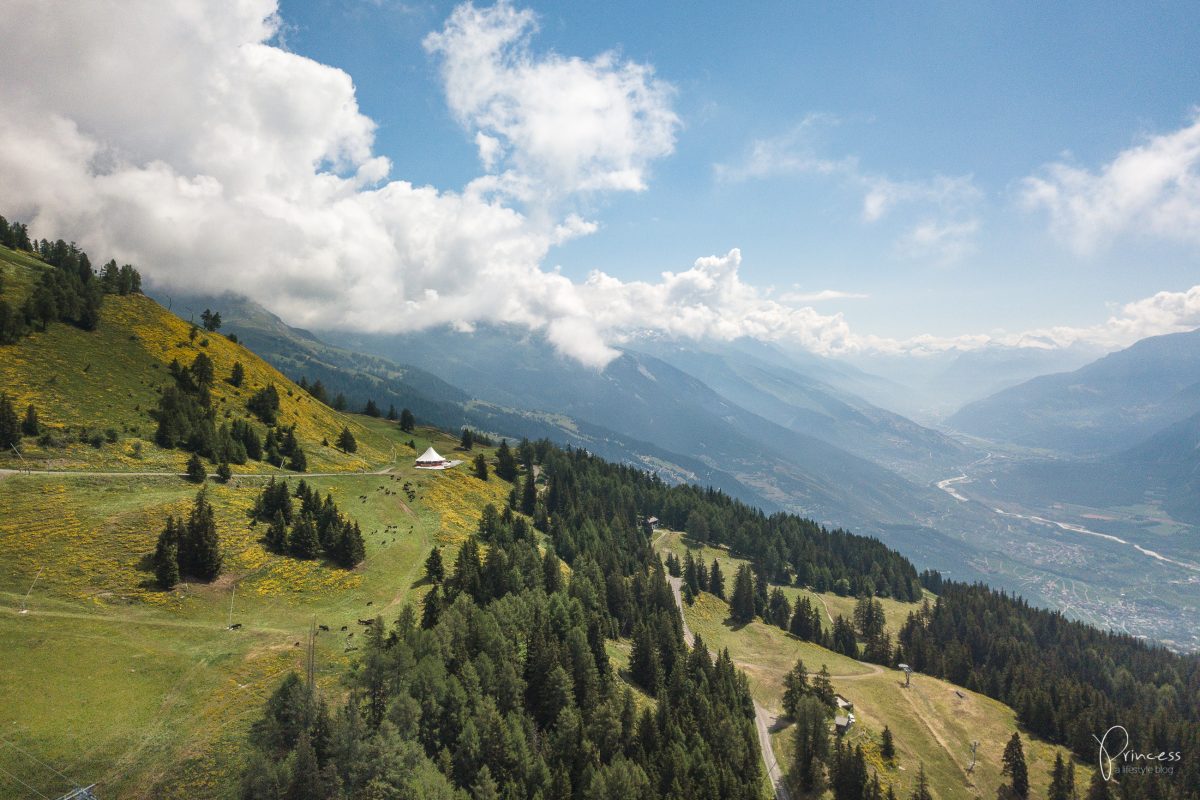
[424,1,679,200]
[716,119,981,262]
[0,0,1194,371]
[1021,112,1200,253]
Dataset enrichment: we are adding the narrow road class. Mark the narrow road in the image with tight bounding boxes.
[0,466,398,480]
[666,575,789,800]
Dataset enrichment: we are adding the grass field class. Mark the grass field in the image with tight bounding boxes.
[654,531,1091,799]
[0,427,516,798]
[0,246,405,474]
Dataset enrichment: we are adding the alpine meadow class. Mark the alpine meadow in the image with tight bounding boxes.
[1,2,1199,800]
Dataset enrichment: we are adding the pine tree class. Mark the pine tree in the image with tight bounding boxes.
[424,547,445,583]
[266,511,289,553]
[229,361,244,387]
[21,404,38,437]
[495,440,518,481]
[1001,731,1030,799]
[216,462,232,483]
[333,522,365,568]
[186,452,207,483]
[909,763,932,800]
[629,622,659,693]
[1083,768,1110,800]
[709,559,725,598]
[811,664,836,708]
[386,404,397,421]
[460,427,474,450]
[0,393,21,449]
[363,399,381,417]
[1048,752,1069,800]
[520,470,537,515]
[179,489,222,581]
[288,514,320,559]
[730,564,756,624]
[790,695,830,792]
[287,447,307,472]
[768,587,792,629]
[782,659,809,718]
[473,452,489,481]
[880,725,896,762]
[336,426,357,453]
[421,584,443,629]
[153,517,181,589]
[399,408,415,432]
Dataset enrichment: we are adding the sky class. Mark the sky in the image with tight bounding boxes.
[1,0,1199,367]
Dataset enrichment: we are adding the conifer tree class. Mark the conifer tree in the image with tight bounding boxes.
[266,510,289,553]
[288,514,321,560]
[336,426,357,453]
[186,452,207,483]
[1001,731,1030,799]
[421,584,443,629]
[21,404,38,437]
[153,517,181,589]
[790,695,830,792]
[768,588,792,629]
[880,725,896,762]
[909,764,932,800]
[179,489,222,581]
[811,664,836,708]
[399,408,415,432]
[424,547,445,583]
[386,404,397,421]
[473,452,488,481]
[229,361,244,387]
[363,399,381,417]
[333,522,365,568]
[1083,764,1107,800]
[629,622,660,693]
[288,447,307,473]
[216,462,232,483]
[782,659,809,718]
[494,440,518,482]
[730,564,756,624]
[709,559,725,598]
[520,470,537,515]
[0,393,20,449]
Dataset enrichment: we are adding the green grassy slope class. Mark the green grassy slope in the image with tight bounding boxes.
[0,246,397,473]
[0,426,515,798]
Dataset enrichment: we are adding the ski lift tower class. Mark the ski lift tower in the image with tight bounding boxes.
[58,786,98,800]
[898,663,913,688]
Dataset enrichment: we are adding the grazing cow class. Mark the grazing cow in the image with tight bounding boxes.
[340,625,348,631]
[228,623,242,630]
[318,624,329,632]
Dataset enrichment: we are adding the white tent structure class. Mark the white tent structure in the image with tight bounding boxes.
[415,446,460,470]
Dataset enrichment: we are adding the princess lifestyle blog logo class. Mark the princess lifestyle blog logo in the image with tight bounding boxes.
[1093,726,1182,781]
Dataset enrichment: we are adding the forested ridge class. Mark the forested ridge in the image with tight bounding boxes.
[900,580,1200,799]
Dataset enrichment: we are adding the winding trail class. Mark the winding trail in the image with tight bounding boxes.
[666,575,790,800]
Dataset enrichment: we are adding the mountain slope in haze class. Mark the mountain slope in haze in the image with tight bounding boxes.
[947,328,1200,453]
[164,291,783,510]
[626,337,976,482]
[322,325,951,530]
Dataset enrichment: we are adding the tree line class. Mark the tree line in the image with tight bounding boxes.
[0,214,142,344]
[251,478,366,569]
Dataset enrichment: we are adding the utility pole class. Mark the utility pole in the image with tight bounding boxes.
[227,584,236,628]
[967,740,980,774]
[20,568,43,614]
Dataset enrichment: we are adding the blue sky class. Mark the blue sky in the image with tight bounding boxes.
[3,1,1199,365]
[275,0,1200,340]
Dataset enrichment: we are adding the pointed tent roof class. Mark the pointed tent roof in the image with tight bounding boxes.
[416,446,446,464]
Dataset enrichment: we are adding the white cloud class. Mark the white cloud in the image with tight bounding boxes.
[778,289,869,303]
[424,1,679,200]
[716,120,981,262]
[0,1,1194,372]
[1021,112,1200,253]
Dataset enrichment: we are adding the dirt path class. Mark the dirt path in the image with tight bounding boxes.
[0,604,289,635]
[754,702,792,800]
[0,466,399,480]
